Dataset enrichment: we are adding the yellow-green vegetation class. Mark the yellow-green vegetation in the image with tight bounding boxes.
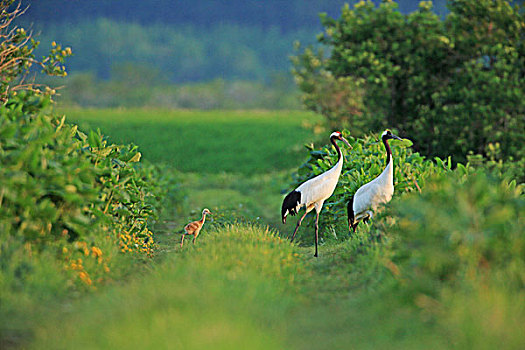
[30,171,524,349]
[4,0,523,347]
[384,172,525,349]
[32,224,302,349]
[62,108,321,174]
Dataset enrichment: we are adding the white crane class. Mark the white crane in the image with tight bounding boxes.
[347,129,402,232]
[282,131,351,257]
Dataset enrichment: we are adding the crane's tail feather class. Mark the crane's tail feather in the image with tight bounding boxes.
[281,190,301,224]
[347,196,356,232]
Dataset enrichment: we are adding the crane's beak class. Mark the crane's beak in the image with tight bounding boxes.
[392,134,403,141]
[341,137,352,149]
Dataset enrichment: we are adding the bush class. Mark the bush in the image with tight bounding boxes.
[0,3,171,345]
[0,92,169,295]
[377,171,524,348]
[292,0,525,168]
[385,172,524,294]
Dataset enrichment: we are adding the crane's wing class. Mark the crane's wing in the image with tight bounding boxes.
[296,169,340,206]
[184,221,201,234]
[353,180,379,216]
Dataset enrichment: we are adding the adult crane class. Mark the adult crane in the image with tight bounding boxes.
[281,131,351,257]
[347,130,402,232]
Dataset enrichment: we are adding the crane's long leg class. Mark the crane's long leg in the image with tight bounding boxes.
[290,210,309,242]
[314,211,320,257]
[192,231,199,244]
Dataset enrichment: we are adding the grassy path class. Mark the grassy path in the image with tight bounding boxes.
[31,216,447,349]
[26,108,447,349]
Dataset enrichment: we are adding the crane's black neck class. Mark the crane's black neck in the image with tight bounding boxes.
[330,136,343,161]
[382,136,392,165]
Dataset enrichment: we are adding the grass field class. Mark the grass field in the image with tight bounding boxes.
[62,108,321,174]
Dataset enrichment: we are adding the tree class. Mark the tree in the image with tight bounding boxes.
[0,0,71,102]
[293,0,524,167]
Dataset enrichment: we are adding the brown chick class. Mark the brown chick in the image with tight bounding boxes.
[180,208,212,247]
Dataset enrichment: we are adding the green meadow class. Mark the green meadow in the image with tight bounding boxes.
[6,108,524,349]
[62,108,321,174]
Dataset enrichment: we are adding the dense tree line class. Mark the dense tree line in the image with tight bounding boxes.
[32,20,314,83]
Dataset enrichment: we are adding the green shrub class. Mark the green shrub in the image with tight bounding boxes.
[0,92,169,292]
[376,171,524,348]
[385,171,524,295]
[292,0,525,167]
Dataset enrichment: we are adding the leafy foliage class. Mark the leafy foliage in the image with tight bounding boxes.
[287,130,450,231]
[293,0,525,168]
[383,172,524,294]
[0,92,168,294]
[376,171,525,347]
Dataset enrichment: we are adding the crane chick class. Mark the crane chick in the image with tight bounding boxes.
[282,131,351,257]
[180,208,212,247]
[347,130,402,232]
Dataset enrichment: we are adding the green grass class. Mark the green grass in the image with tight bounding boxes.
[62,108,320,174]
[30,223,449,350]
[32,224,301,349]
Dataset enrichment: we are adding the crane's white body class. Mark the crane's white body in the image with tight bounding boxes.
[294,153,344,215]
[352,159,394,221]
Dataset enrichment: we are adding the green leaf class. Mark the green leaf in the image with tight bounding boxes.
[391,138,413,148]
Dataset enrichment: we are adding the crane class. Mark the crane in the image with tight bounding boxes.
[347,130,402,232]
[281,131,351,257]
[180,208,212,247]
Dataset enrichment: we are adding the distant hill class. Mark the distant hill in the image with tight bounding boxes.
[17,0,449,89]
[20,0,448,32]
